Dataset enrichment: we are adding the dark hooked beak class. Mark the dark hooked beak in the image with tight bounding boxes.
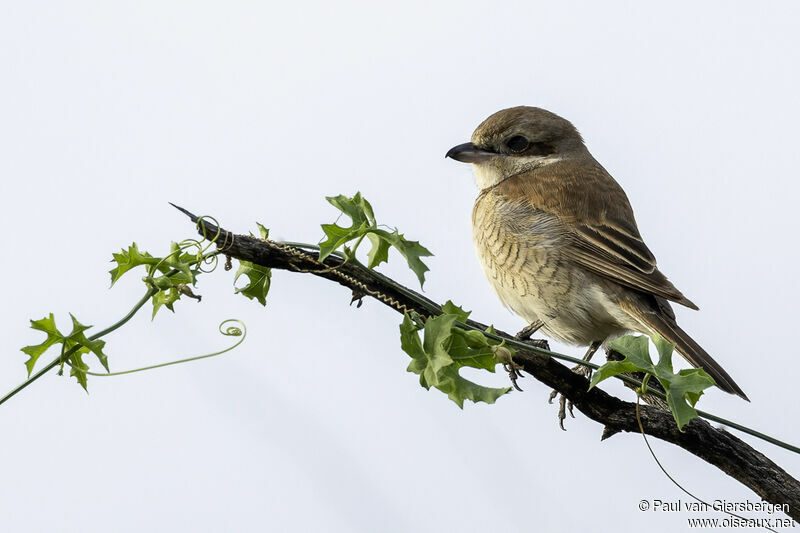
[445,142,494,163]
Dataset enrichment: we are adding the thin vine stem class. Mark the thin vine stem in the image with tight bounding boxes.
[0,288,157,408]
[66,319,246,377]
[2,237,222,408]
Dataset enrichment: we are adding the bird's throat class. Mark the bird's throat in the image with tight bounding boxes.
[471,156,563,191]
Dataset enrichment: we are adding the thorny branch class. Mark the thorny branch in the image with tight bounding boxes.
[174,204,800,520]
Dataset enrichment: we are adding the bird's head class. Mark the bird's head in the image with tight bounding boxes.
[446,106,587,189]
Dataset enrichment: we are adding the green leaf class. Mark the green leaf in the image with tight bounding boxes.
[232,223,273,306]
[255,222,270,240]
[399,304,510,408]
[447,329,496,371]
[369,229,432,287]
[608,335,654,371]
[151,287,181,318]
[652,333,676,374]
[118,240,204,316]
[159,242,197,285]
[144,269,198,317]
[318,192,373,261]
[68,349,90,391]
[21,313,64,376]
[591,333,716,430]
[420,314,458,377]
[234,261,272,306]
[63,314,109,373]
[319,221,367,261]
[588,359,642,389]
[318,192,433,287]
[112,242,200,300]
[666,368,716,430]
[21,313,109,390]
[432,365,510,408]
[441,300,471,323]
[109,243,160,286]
[400,314,429,380]
[366,233,390,269]
[327,192,376,227]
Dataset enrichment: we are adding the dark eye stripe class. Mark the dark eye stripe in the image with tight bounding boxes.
[527,142,556,156]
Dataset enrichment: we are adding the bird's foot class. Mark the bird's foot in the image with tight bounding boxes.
[573,361,593,381]
[492,345,525,391]
[547,389,573,430]
[548,341,602,429]
[548,363,592,430]
[501,338,549,392]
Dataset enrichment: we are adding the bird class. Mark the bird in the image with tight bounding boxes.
[445,106,748,419]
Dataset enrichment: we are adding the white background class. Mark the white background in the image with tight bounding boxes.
[2,2,799,531]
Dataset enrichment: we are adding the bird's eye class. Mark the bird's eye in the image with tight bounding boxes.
[506,135,530,153]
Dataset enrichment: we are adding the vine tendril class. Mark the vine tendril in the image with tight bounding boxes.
[635,395,779,532]
[150,216,227,278]
[65,319,247,377]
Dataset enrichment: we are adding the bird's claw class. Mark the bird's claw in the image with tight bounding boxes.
[573,363,593,381]
[548,389,575,430]
[548,363,590,430]
[503,362,525,391]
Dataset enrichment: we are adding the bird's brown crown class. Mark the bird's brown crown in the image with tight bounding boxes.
[471,106,584,155]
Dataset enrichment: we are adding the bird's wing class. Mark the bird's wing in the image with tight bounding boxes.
[496,161,699,310]
[566,242,698,309]
[571,218,655,273]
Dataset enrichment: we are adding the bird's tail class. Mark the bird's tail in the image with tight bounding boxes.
[621,301,749,401]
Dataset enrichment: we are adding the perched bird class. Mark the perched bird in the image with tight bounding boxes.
[446,106,748,413]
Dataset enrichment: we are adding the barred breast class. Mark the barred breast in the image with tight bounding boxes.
[471,189,569,322]
[471,189,638,345]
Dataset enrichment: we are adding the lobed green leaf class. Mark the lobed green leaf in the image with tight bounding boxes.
[21,314,63,376]
[109,243,160,286]
[151,287,182,318]
[591,333,716,430]
[369,229,432,287]
[20,313,109,390]
[63,314,109,373]
[234,224,272,306]
[318,192,433,287]
[399,301,510,408]
[111,242,202,317]
[234,262,272,306]
[68,349,90,391]
[366,233,390,269]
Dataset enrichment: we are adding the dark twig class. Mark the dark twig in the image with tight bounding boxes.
[174,203,800,520]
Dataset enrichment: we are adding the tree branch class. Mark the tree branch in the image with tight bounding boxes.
[174,204,800,520]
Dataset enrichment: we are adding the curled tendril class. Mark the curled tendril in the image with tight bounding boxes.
[195,215,235,252]
[143,217,226,284]
[196,252,220,273]
[66,319,247,377]
[190,215,235,273]
[220,319,243,337]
